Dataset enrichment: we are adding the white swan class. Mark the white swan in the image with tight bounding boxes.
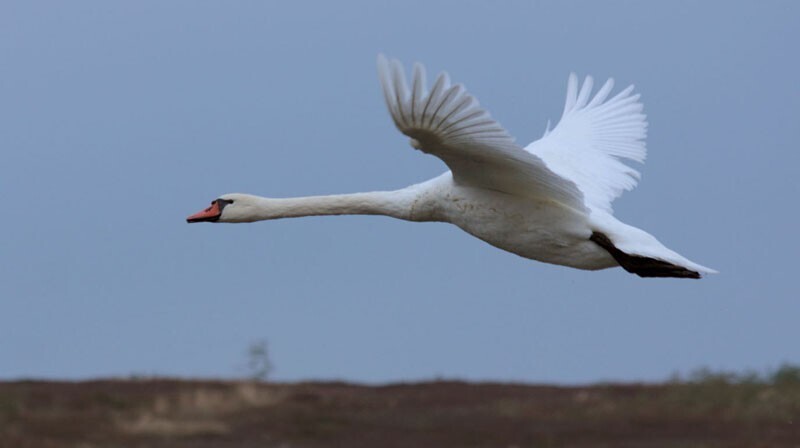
[188,55,715,278]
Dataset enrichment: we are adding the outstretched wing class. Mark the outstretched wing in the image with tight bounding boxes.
[377,55,584,210]
[526,74,648,214]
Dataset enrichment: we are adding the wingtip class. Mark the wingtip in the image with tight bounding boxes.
[377,53,390,72]
[562,73,580,119]
[576,75,594,108]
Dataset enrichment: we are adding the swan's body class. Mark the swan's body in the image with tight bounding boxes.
[188,55,715,278]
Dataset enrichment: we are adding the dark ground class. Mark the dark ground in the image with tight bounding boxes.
[1,378,799,448]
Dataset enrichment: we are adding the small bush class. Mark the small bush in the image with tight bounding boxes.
[245,339,273,381]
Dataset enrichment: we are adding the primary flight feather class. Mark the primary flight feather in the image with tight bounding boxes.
[188,55,715,279]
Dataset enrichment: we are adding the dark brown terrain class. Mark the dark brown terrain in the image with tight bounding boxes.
[2,376,799,448]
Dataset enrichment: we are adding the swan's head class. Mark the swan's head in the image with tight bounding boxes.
[186,193,262,223]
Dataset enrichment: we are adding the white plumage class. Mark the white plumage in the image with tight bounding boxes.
[529,74,648,214]
[376,56,584,209]
[188,55,715,279]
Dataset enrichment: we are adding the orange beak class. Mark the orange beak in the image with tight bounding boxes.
[187,201,222,223]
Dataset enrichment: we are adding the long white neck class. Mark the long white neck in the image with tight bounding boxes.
[227,188,428,223]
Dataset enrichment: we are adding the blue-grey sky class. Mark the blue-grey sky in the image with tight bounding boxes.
[2,1,798,384]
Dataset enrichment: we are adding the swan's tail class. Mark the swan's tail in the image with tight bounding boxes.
[591,214,717,279]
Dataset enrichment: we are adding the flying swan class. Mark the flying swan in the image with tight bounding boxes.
[188,55,715,279]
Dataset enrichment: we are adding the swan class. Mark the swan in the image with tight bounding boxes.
[187,55,715,278]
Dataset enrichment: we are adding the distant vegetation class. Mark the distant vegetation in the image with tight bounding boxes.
[672,363,800,386]
[646,363,800,424]
[3,372,799,447]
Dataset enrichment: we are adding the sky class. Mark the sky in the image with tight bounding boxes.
[1,1,798,384]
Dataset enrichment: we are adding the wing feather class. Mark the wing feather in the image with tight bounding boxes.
[377,55,584,209]
[527,73,648,213]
